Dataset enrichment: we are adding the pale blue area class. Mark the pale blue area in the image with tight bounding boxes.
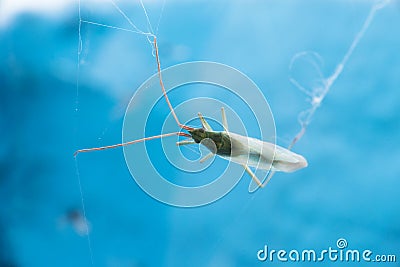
[1,1,399,266]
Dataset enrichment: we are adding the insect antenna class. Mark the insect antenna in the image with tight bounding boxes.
[74,132,191,157]
[153,37,194,131]
[74,37,195,157]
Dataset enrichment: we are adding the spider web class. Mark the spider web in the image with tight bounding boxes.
[256,0,393,189]
[73,0,393,265]
[287,0,392,150]
[75,0,163,265]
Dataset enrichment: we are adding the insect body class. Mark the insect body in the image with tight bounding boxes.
[191,128,307,173]
[181,107,307,189]
[74,37,307,190]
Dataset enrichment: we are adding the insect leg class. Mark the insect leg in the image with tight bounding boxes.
[242,164,264,188]
[176,139,196,146]
[261,170,276,187]
[221,107,229,131]
[199,152,214,163]
[198,112,213,131]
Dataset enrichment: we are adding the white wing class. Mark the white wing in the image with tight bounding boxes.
[219,133,307,192]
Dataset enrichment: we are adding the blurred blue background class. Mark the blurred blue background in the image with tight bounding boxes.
[1,0,399,266]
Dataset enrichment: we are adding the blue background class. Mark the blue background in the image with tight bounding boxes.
[1,0,399,266]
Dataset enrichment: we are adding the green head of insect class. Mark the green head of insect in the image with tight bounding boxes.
[188,128,208,144]
[189,128,231,156]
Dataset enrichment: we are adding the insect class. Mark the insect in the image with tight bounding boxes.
[74,37,308,190]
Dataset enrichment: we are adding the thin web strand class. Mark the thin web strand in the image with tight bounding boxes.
[74,159,94,266]
[81,20,143,34]
[155,0,166,35]
[140,0,155,35]
[74,0,162,263]
[109,0,152,37]
[75,0,94,265]
[288,0,391,150]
